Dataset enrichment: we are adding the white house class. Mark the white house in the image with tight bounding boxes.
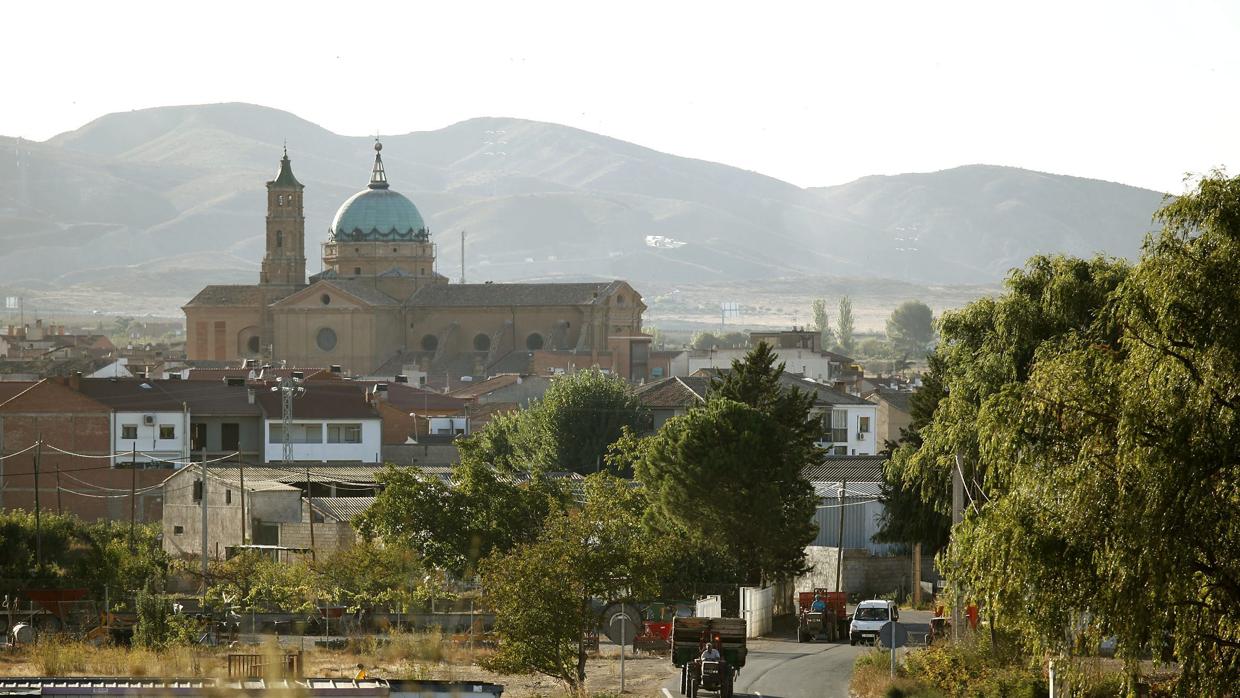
[255,382,383,463]
[76,379,190,466]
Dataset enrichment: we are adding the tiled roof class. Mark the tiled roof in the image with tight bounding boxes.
[691,368,873,406]
[449,374,521,399]
[871,389,913,413]
[803,455,887,484]
[253,381,380,419]
[321,279,400,306]
[407,282,619,307]
[312,496,376,522]
[75,378,258,414]
[185,367,336,382]
[360,381,471,411]
[0,381,37,406]
[183,285,269,307]
[632,376,709,408]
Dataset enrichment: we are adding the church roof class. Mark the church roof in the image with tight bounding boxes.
[329,141,428,243]
[184,285,266,307]
[320,279,400,306]
[268,148,303,189]
[407,282,619,308]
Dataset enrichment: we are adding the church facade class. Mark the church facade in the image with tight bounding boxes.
[184,143,650,380]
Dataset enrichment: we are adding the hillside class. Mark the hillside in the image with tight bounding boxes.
[0,102,1168,315]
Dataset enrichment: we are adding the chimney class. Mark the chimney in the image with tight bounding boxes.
[394,374,408,384]
[247,387,256,405]
[291,370,305,381]
[70,371,82,391]
[136,371,147,379]
[243,358,257,368]
[375,383,389,401]
[330,364,343,374]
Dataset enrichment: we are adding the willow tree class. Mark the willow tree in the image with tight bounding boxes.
[939,174,1240,695]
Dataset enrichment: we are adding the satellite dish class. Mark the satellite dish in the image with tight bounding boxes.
[602,602,642,646]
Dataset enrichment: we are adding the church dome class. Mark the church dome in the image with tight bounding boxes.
[329,141,429,242]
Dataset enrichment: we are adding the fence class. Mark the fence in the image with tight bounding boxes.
[695,595,722,618]
[738,586,773,638]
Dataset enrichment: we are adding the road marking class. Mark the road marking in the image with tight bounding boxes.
[662,688,675,698]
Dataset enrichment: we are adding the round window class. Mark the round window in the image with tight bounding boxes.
[246,336,261,354]
[421,334,439,352]
[316,327,338,352]
[473,333,491,352]
[525,333,545,350]
[320,294,331,305]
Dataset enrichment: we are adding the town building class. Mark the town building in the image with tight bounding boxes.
[690,368,879,455]
[867,388,914,449]
[631,376,710,431]
[184,143,652,381]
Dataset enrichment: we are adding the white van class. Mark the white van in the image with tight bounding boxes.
[849,599,899,645]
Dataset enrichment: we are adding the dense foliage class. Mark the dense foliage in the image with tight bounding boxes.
[886,300,937,358]
[455,368,647,475]
[635,343,819,584]
[899,174,1240,694]
[0,511,167,603]
[837,295,856,354]
[481,474,657,692]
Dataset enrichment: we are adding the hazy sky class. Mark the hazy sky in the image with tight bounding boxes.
[4,0,1237,192]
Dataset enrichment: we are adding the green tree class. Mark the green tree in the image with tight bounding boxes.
[886,300,936,358]
[691,331,722,350]
[356,463,563,577]
[940,176,1240,694]
[454,368,646,475]
[636,387,817,584]
[811,298,834,348]
[532,368,648,474]
[481,474,656,692]
[837,296,856,355]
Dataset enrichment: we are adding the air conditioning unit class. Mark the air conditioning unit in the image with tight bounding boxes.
[143,415,156,426]
[857,433,866,441]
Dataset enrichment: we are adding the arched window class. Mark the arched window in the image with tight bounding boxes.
[526,333,545,350]
[473,334,491,352]
[277,194,285,206]
[421,334,439,352]
[276,231,283,248]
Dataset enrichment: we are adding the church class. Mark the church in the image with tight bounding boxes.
[184,143,653,381]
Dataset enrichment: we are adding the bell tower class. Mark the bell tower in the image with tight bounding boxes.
[261,147,306,286]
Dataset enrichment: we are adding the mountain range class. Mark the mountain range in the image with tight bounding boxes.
[0,103,1166,315]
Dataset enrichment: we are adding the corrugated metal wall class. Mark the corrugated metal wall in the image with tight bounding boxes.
[812,496,899,555]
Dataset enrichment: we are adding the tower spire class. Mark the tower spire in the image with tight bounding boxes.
[369,138,389,190]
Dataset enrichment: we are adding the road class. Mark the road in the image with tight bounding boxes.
[660,610,933,698]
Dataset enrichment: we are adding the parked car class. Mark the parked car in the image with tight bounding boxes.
[849,599,899,646]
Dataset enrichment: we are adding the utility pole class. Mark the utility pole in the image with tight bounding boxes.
[835,479,846,593]
[201,450,209,610]
[238,452,246,545]
[33,438,42,570]
[306,464,316,561]
[54,461,62,515]
[129,445,137,551]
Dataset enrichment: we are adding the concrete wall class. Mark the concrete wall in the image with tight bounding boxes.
[262,419,382,463]
[189,415,263,460]
[381,442,460,466]
[162,468,304,558]
[113,410,188,461]
[797,547,916,600]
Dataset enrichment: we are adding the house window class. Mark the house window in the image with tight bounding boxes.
[830,410,848,443]
[173,525,184,535]
[354,267,362,276]
[269,423,322,444]
[225,489,232,505]
[192,480,203,503]
[858,416,871,435]
[327,423,363,444]
[652,366,665,378]
[159,424,176,440]
[122,424,138,440]
[832,446,847,455]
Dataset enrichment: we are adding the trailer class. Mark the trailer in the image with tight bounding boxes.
[671,617,746,698]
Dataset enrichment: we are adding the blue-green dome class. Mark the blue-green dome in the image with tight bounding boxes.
[329,140,429,242]
[330,188,428,242]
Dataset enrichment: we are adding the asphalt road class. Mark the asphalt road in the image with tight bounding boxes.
[660,610,933,698]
